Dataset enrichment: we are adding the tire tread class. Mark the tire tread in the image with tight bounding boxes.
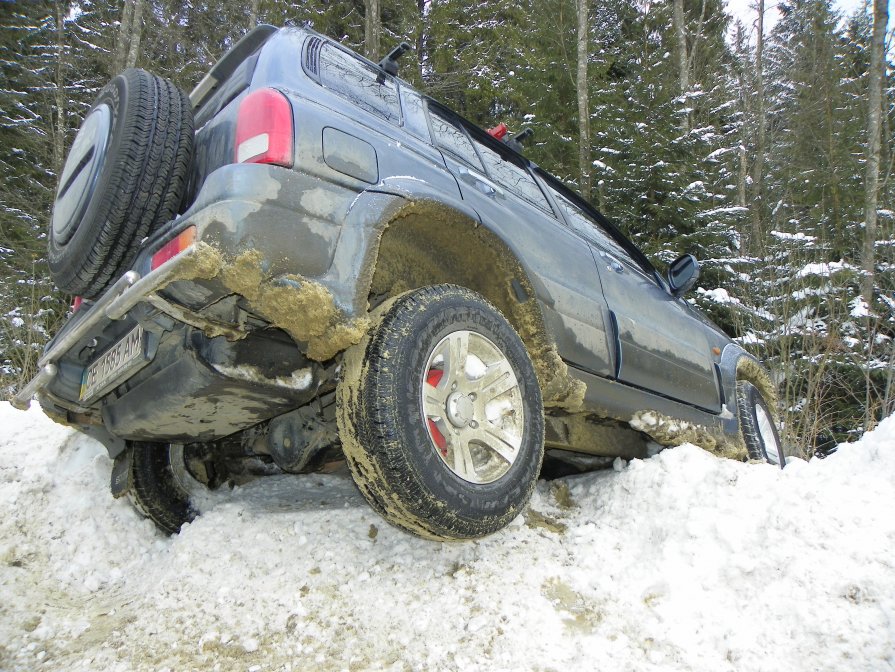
[49,69,194,298]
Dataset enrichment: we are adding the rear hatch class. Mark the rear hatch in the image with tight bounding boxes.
[184,25,278,205]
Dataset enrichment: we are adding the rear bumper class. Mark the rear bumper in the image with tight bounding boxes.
[14,163,352,412]
[12,258,203,411]
[16,239,322,444]
[15,163,404,440]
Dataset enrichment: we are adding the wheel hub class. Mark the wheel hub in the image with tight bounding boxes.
[446,392,475,428]
[421,329,525,484]
[755,405,782,465]
[52,103,112,244]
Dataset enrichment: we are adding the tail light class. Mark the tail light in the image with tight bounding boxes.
[151,226,197,271]
[235,88,294,167]
[72,296,83,312]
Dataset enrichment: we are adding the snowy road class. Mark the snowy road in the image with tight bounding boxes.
[1,402,893,671]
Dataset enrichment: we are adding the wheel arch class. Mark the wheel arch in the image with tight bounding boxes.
[720,344,779,423]
[364,198,561,399]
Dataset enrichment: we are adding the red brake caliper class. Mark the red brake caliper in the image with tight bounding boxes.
[425,369,448,456]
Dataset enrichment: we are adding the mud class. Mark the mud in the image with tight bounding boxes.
[529,342,587,410]
[551,482,576,510]
[368,202,585,410]
[630,410,746,460]
[525,509,567,534]
[161,242,224,286]
[166,247,369,362]
[216,250,358,359]
[542,578,602,634]
[736,358,778,420]
[335,306,441,540]
[545,412,649,459]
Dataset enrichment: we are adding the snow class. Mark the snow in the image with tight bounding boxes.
[210,364,314,391]
[771,230,817,243]
[591,159,615,172]
[1,403,894,671]
[735,331,765,345]
[850,296,872,318]
[795,259,852,278]
[696,286,741,305]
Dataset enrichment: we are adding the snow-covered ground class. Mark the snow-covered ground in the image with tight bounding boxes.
[1,402,893,672]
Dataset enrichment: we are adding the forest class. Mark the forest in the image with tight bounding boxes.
[1,0,892,454]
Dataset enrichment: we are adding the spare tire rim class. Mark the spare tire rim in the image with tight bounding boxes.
[755,404,782,465]
[52,103,112,245]
[421,329,525,484]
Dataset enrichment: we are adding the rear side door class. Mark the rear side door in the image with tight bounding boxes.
[546,187,721,412]
[425,104,614,377]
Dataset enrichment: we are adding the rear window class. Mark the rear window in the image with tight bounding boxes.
[317,43,401,124]
[428,106,484,171]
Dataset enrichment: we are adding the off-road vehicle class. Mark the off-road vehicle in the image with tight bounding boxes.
[14,25,784,540]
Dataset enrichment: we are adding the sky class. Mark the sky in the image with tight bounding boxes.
[725,0,885,36]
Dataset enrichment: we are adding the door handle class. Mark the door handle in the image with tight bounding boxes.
[457,166,503,198]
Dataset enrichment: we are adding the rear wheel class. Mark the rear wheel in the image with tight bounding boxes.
[735,381,785,467]
[48,68,193,298]
[129,442,208,534]
[337,285,545,540]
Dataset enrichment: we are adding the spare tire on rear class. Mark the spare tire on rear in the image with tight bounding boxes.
[48,68,194,298]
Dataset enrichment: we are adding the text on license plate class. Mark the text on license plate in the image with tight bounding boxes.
[79,325,146,402]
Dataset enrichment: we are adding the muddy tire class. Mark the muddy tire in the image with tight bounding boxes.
[48,68,194,299]
[129,442,204,534]
[337,285,544,541]
[735,381,785,468]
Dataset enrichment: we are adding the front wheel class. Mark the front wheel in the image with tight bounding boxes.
[735,381,785,468]
[337,285,545,540]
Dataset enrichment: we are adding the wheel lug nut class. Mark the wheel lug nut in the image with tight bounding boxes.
[470,421,478,429]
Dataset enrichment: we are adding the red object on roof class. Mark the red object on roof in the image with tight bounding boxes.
[487,123,508,140]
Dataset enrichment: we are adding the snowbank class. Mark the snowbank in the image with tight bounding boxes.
[1,402,893,671]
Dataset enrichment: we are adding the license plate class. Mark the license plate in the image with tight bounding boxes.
[80,325,147,403]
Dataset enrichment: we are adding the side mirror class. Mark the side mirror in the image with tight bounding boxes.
[667,254,700,297]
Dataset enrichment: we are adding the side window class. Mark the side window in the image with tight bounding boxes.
[428,106,484,171]
[318,44,401,124]
[474,141,552,212]
[549,187,629,259]
[401,89,430,141]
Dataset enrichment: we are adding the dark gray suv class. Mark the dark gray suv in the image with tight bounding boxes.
[14,25,784,540]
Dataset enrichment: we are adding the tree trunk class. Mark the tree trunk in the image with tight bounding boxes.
[248,0,261,29]
[823,80,844,254]
[673,0,689,133]
[861,0,888,303]
[750,0,766,255]
[577,0,590,198]
[417,0,426,80]
[124,0,144,69]
[53,0,67,177]
[115,0,134,72]
[364,0,381,61]
[734,23,748,209]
